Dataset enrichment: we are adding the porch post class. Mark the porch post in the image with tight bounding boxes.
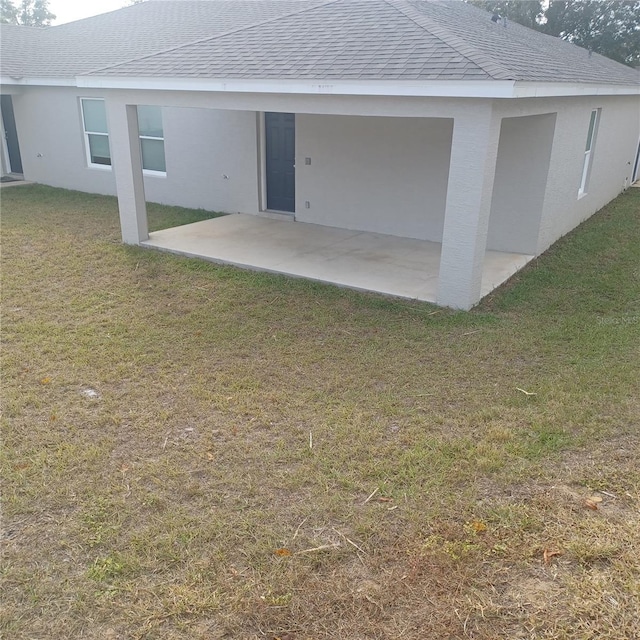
[105,100,148,244]
[436,105,501,310]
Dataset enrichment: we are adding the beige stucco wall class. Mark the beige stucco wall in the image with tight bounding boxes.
[295,114,452,241]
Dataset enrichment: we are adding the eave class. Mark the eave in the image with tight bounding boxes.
[2,74,638,98]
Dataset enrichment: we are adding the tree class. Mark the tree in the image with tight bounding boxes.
[1,0,55,26]
[0,0,18,23]
[466,0,543,29]
[542,1,640,67]
[466,0,640,67]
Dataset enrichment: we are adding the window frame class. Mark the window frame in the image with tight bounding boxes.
[137,105,167,177]
[578,108,601,198]
[80,98,112,171]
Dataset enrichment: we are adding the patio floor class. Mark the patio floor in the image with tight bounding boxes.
[141,214,534,303]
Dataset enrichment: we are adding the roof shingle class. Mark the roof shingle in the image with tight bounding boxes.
[1,0,638,86]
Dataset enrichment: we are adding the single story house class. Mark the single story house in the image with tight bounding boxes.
[1,0,639,309]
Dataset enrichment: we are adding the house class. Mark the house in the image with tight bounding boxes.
[1,0,639,309]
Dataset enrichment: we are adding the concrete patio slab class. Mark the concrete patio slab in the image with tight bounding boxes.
[141,214,533,304]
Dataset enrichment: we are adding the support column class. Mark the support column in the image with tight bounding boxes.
[436,105,501,310]
[105,100,148,244]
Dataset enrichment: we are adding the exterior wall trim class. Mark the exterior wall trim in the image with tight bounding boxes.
[4,75,638,99]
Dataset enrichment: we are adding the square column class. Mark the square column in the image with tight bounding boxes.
[436,105,501,310]
[105,100,148,244]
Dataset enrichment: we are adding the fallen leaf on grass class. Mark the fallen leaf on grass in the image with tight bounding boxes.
[274,548,292,557]
[584,495,603,510]
[543,548,563,565]
[40,377,51,385]
[470,520,487,533]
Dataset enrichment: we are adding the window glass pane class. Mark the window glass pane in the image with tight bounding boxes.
[137,106,163,138]
[141,138,166,172]
[82,99,108,134]
[585,110,597,151]
[88,134,111,165]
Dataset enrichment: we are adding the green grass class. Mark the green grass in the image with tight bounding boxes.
[2,184,640,639]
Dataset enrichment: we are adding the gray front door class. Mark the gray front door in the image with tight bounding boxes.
[265,112,295,212]
[1,95,23,174]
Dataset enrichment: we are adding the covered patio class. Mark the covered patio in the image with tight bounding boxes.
[98,91,556,309]
[142,214,534,303]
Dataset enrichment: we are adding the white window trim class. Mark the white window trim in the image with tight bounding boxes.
[578,108,600,198]
[138,106,166,177]
[80,98,112,171]
[140,135,166,177]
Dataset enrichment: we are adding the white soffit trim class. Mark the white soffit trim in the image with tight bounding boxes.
[77,76,640,98]
[4,75,638,97]
[77,76,517,98]
[514,82,640,97]
[0,76,75,87]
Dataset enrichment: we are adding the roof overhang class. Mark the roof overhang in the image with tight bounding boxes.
[76,76,640,98]
[0,75,76,87]
[514,81,640,97]
[3,74,638,98]
[77,76,519,98]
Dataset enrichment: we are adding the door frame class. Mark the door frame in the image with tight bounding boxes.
[258,111,296,216]
[1,94,23,175]
[257,112,268,212]
[0,107,11,175]
[632,135,640,184]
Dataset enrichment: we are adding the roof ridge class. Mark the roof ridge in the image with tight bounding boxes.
[383,0,515,81]
[84,0,341,76]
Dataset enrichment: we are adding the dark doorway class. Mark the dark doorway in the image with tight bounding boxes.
[265,112,295,212]
[1,95,23,174]
[633,139,640,183]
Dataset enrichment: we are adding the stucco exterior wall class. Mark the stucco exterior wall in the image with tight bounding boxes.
[487,112,556,255]
[494,95,640,254]
[295,114,453,241]
[13,87,116,195]
[9,85,640,259]
[11,86,260,213]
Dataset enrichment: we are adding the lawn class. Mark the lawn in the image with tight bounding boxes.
[2,185,639,640]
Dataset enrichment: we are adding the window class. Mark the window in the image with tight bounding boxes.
[578,108,600,197]
[137,105,166,174]
[81,98,111,167]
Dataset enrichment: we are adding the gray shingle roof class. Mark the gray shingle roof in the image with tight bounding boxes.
[1,0,638,86]
[0,24,49,77]
[91,0,492,81]
[1,0,325,77]
[402,0,640,84]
